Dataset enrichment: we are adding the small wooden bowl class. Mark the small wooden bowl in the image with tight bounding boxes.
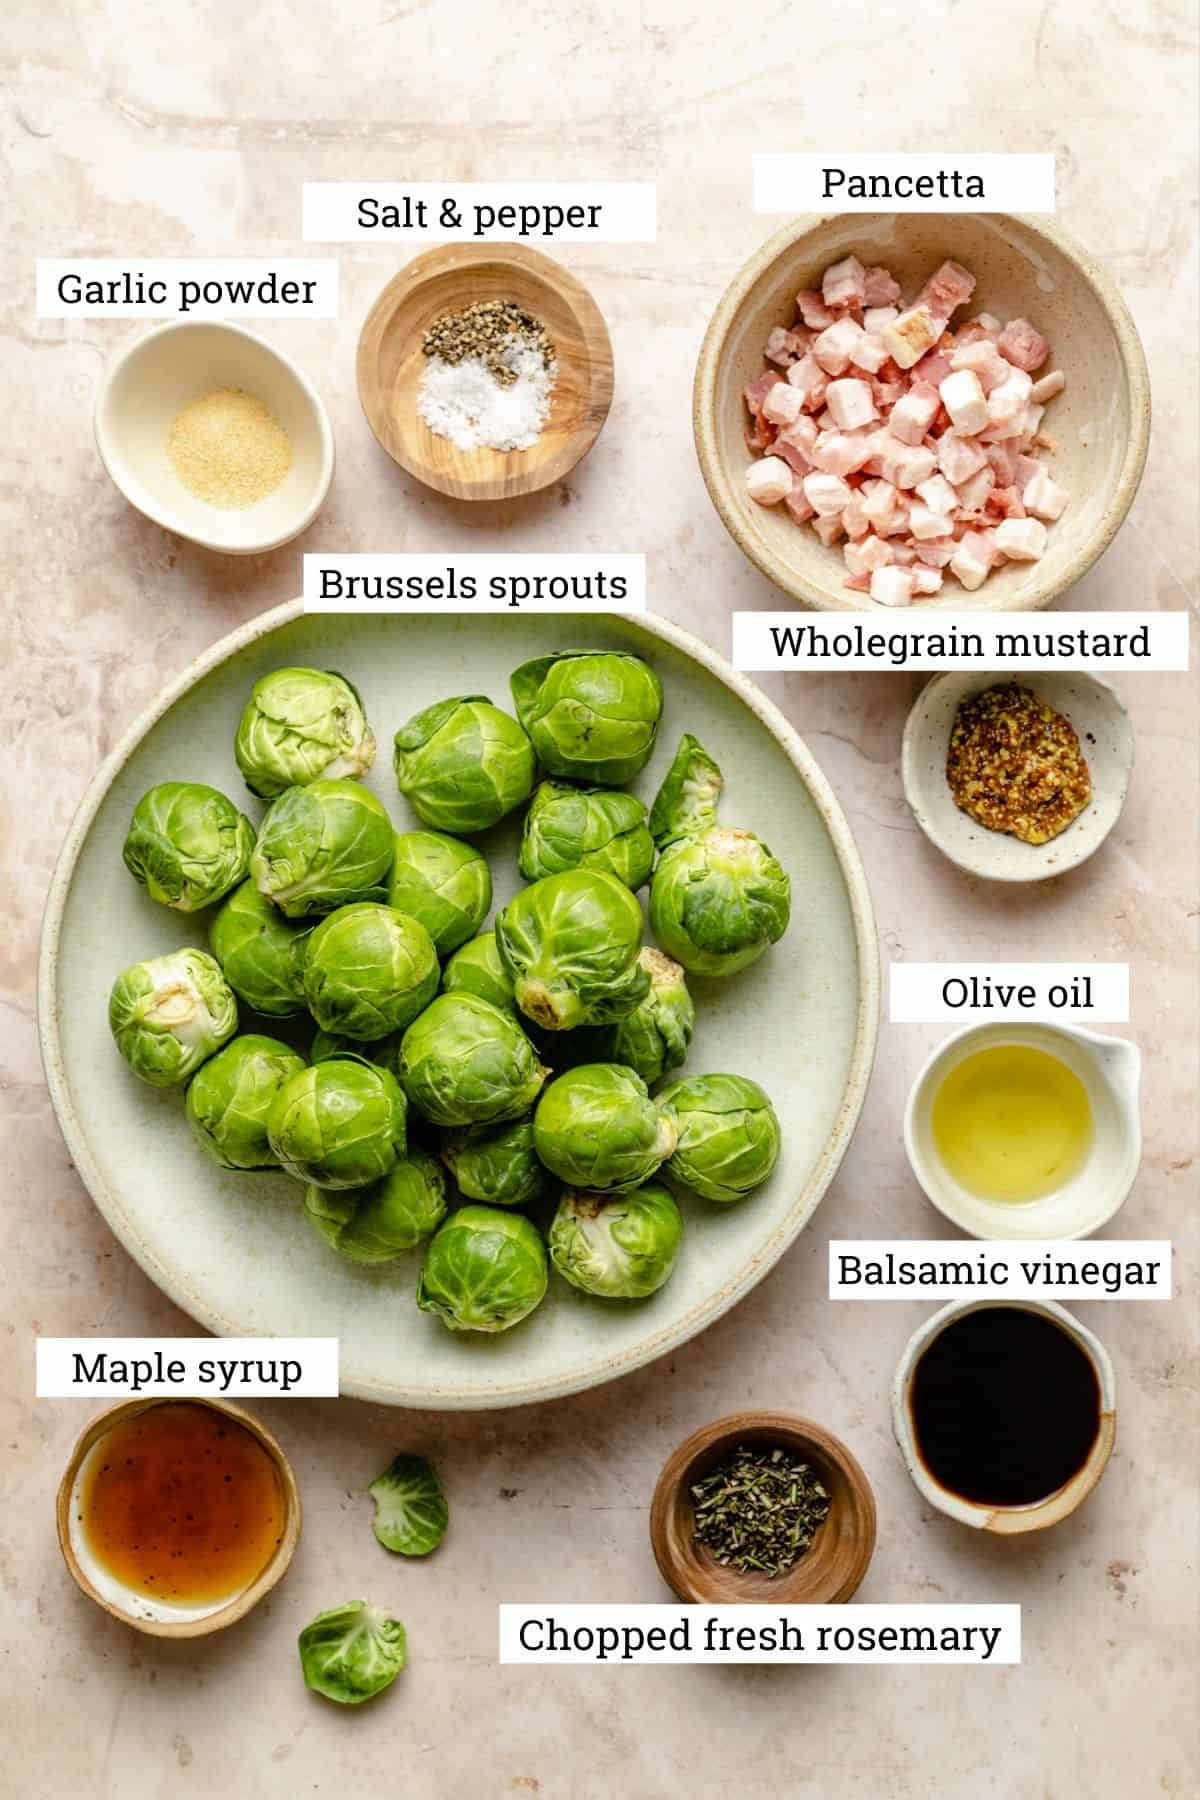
[356,243,614,501]
[650,1411,876,1605]
[56,1396,301,1638]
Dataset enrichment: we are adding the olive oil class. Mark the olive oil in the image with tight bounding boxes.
[931,1043,1092,1203]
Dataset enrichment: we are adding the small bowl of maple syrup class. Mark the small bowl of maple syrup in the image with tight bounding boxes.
[56,1397,300,1637]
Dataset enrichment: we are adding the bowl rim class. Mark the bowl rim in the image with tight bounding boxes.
[36,601,880,1408]
[93,317,336,555]
[693,211,1152,615]
[56,1394,301,1637]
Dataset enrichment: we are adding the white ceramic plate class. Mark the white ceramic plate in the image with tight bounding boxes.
[39,604,878,1408]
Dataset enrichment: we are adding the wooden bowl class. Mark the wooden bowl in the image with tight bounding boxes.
[356,243,614,500]
[650,1411,876,1604]
[56,1396,301,1637]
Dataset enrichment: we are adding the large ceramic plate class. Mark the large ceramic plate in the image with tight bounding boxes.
[39,604,878,1407]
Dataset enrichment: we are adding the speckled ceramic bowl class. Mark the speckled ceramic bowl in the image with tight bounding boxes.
[694,213,1150,613]
[900,670,1134,880]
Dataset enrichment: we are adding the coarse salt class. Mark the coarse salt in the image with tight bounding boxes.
[417,338,556,453]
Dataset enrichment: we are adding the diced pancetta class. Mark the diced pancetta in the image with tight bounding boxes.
[746,457,794,505]
[997,317,1049,372]
[795,289,835,330]
[822,255,867,309]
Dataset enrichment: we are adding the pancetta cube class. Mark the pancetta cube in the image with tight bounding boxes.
[844,534,894,578]
[1031,370,1066,404]
[888,381,940,446]
[779,414,819,458]
[955,466,995,513]
[939,369,990,435]
[936,432,989,485]
[949,532,995,591]
[863,305,899,334]
[802,471,853,517]
[811,428,875,476]
[796,289,835,330]
[908,503,956,541]
[951,340,1012,393]
[870,566,915,606]
[998,317,1049,372]
[911,566,945,596]
[1023,468,1069,520]
[787,354,829,409]
[842,493,871,540]
[986,369,1034,431]
[762,381,805,426]
[918,260,977,321]
[994,517,1048,560]
[860,477,904,534]
[825,377,878,431]
[882,306,944,370]
[875,435,936,491]
[812,511,845,546]
[849,332,889,374]
[746,457,794,505]
[764,326,807,367]
[916,473,959,515]
[745,372,782,417]
[812,317,865,377]
[785,486,816,524]
[822,255,867,309]
[863,266,902,307]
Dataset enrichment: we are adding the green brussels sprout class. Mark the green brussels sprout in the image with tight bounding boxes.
[250,778,395,919]
[368,1454,448,1557]
[518,780,654,890]
[185,1034,305,1170]
[235,667,376,800]
[109,949,238,1087]
[510,651,663,786]
[208,879,311,1017]
[533,1064,677,1192]
[398,994,547,1128]
[648,732,723,848]
[393,695,534,834]
[548,1182,683,1298]
[311,1026,404,1076]
[494,869,649,1032]
[298,1600,406,1706]
[440,931,516,1014]
[417,1204,548,1333]
[267,1057,406,1188]
[122,782,255,913]
[386,830,491,955]
[578,948,694,1086]
[303,1151,446,1261]
[659,1073,782,1203]
[441,1118,547,1208]
[302,903,438,1041]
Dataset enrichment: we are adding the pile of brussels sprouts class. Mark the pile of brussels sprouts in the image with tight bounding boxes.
[108,651,792,1334]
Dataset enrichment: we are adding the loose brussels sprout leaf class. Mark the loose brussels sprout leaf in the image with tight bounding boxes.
[648,733,724,849]
[518,781,654,890]
[109,949,238,1087]
[441,1117,547,1208]
[417,1205,548,1333]
[122,782,255,913]
[185,1034,306,1170]
[510,651,663,786]
[494,869,649,1032]
[209,879,311,1017]
[304,1151,446,1261]
[267,1057,406,1188]
[398,994,547,1128]
[549,1182,683,1298]
[649,826,791,977]
[659,1073,782,1203]
[303,903,438,1041]
[250,779,394,919]
[297,1600,406,1705]
[533,1063,676,1192]
[235,667,376,800]
[577,948,694,1087]
[368,1454,448,1556]
[387,830,492,956]
[311,1026,404,1077]
[393,696,534,835]
[440,931,516,1014]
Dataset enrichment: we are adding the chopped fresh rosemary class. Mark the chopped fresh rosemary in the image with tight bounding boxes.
[690,1444,830,1577]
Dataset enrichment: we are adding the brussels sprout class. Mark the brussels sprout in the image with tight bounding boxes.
[441,1118,547,1208]
[311,1026,404,1076]
[494,869,649,1033]
[109,949,238,1087]
[122,782,255,913]
[304,1151,446,1261]
[440,931,516,1014]
[518,780,655,890]
[251,778,395,919]
[368,1454,448,1556]
[185,1034,305,1170]
[578,948,694,1086]
[417,1204,548,1333]
[235,667,376,800]
[209,879,311,1016]
[398,994,547,1128]
[393,696,534,834]
[533,1064,677,1192]
[267,1057,406,1188]
[648,732,723,848]
[298,1601,406,1706]
[659,1073,782,1203]
[510,651,663,786]
[548,1182,683,1298]
[302,904,438,1041]
[386,830,491,955]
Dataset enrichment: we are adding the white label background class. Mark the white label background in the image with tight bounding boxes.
[890,962,1130,1023]
[753,153,1055,212]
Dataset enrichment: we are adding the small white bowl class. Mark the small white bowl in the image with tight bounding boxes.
[94,320,334,554]
[904,1020,1142,1240]
[901,671,1134,882]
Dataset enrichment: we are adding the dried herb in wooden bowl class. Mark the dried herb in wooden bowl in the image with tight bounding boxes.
[691,1444,830,1577]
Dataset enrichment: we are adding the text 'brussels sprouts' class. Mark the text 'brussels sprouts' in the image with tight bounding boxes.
[534,1063,677,1192]
[186,1034,305,1170]
[251,779,394,919]
[387,830,492,956]
[304,1151,445,1262]
[302,903,438,1041]
[510,651,663,786]
[109,949,238,1087]
[393,695,534,834]
[398,993,547,1128]
[439,931,516,1014]
[495,868,649,1032]
[441,1117,547,1208]
[368,1454,448,1557]
[209,879,311,1017]
[578,947,694,1087]
[549,1183,683,1299]
[123,782,255,914]
[417,1205,548,1333]
[236,667,375,800]
[267,1057,406,1188]
[659,1072,782,1203]
[298,1601,406,1706]
[519,780,654,890]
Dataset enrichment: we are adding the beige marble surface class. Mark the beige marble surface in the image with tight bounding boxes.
[3,2,1198,1795]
